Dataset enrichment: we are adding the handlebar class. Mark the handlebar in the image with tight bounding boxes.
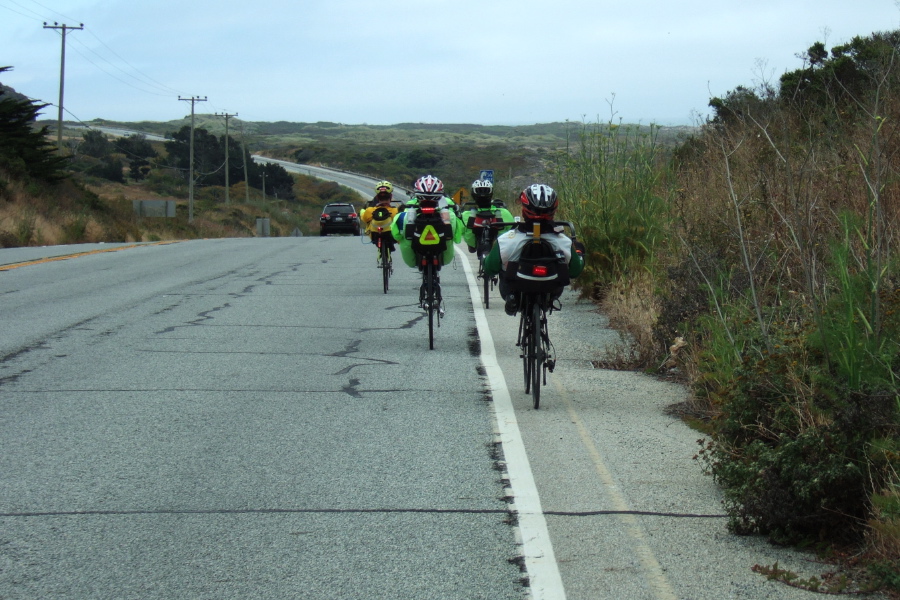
[482,220,577,239]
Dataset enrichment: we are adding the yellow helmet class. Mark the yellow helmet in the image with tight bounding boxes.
[375,180,393,194]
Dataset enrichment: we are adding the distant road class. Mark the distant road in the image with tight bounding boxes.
[67,124,168,142]
[252,156,411,203]
[62,125,405,201]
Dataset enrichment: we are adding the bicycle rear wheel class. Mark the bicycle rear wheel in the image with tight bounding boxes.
[531,301,543,409]
[482,261,491,308]
[478,229,493,309]
[425,261,435,350]
[381,243,390,293]
[521,303,532,393]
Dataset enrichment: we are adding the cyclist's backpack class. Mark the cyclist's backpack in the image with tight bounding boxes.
[405,209,452,256]
[504,238,570,294]
[369,206,395,232]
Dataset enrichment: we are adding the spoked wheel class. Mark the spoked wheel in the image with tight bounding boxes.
[478,231,494,309]
[482,261,491,308]
[521,305,532,394]
[425,261,436,350]
[381,243,391,293]
[531,301,543,409]
[477,260,491,309]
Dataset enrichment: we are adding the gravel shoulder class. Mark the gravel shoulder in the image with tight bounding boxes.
[481,278,857,599]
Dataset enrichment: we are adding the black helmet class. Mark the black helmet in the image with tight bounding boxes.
[519,184,558,220]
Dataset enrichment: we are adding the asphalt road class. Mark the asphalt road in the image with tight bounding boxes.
[0,238,835,599]
[252,157,412,204]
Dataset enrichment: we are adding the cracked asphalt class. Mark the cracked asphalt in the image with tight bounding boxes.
[0,237,846,599]
[0,238,522,599]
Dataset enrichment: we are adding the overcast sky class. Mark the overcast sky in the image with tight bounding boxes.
[1,0,898,126]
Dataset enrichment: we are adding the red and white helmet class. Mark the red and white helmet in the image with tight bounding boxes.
[520,184,559,220]
[413,174,444,198]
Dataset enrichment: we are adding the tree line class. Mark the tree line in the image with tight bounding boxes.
[77,126,296,201]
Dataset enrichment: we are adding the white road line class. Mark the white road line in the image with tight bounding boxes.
[459,252,567,600]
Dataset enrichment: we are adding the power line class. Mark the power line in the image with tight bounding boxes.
[0,0,43,20]
[216,112,238,204]
[9,0,185,104]
[179,95,207,223]
[82,28,184,96]
[65,38,173,98]
[43,21,83,153]
[24,0,77,23]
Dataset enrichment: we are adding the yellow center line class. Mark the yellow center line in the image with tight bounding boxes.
[551,375,679,600]
[0,241,180,271]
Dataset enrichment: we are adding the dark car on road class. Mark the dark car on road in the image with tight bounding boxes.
[319,203,361,236]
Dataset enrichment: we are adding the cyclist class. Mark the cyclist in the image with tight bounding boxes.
[482,184,585,315]
[391,174,462,269]
[460,179,515,254]
[360,180,398,259]
[364,180,394,208]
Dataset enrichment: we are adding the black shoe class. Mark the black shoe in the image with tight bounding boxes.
[504,294,518,316]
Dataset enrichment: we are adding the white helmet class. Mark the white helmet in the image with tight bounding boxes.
[471,179,493,204]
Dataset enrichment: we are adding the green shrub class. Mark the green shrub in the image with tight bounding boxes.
[554,120,672,294]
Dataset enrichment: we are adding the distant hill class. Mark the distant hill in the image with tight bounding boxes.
[48,117,697,149]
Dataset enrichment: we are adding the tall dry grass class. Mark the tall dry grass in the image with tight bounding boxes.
[553,31,900,587]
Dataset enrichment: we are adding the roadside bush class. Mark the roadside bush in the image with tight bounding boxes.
[554,120,672,302]
[87,157,125,183]
[677,31,900,576]
[549,31,900,583]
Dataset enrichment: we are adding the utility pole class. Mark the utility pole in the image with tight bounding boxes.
[239,121,250,204]
[43,22,83,153]
[178,95,207,223]
[215,112,237,205]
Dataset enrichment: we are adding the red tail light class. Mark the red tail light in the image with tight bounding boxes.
[420,207,436,215]
[321,213,329,219]
[532,265,549,277]
[349,213,358,218]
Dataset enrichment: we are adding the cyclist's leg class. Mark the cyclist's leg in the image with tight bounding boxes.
[500,278,519,316]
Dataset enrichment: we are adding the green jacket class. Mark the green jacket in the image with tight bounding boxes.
[390,197,463,245]
[460,204,515,249]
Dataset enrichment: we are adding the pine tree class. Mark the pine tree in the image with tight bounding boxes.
[0,67,69,182]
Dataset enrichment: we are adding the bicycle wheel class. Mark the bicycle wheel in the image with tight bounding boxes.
[482,260,491,309]
[478,229,492,309]
[521,301,532,393]
[531,301,543,409]
[381,243,390,294]
[425,261,435,350]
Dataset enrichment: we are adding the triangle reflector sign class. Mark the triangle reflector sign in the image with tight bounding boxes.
[420,225,440,245]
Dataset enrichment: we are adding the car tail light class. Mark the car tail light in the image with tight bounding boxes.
[532,265,549,277]
[321,213,330,219]
[349,213,358,218]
